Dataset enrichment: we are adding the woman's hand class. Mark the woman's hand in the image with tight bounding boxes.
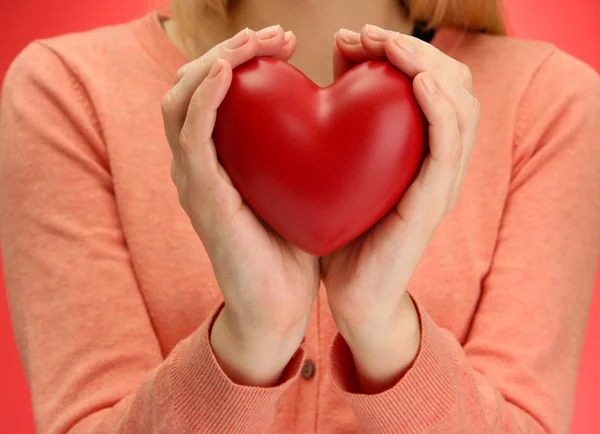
[322,25,480,393]
[162,26,320,387]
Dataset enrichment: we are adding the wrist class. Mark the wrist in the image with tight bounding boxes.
[342,293,421,394]
[210,306,305,387]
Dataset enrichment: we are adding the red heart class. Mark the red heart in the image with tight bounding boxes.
[214,57,426,256]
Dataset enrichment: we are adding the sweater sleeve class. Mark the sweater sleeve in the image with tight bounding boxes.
[328,49,600,433]
[0,41,304,434]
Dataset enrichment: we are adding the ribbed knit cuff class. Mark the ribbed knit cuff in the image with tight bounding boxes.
[329,295,459,434]
[168,303,305,433]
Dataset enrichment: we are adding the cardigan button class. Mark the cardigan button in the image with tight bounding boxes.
[301,359,316,380]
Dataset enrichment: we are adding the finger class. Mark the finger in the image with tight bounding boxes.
[162,27,252,164]
[348,25,473,138]
[336,24,477,178]
[382,32,472,92]
[179,59,233,194]
[412,72,463,201]
[391,73,463,236]
[359,24,472,96]
[162,26,294,161]
[385,37,476,139]
[359,25,396,60]
[361,25,468,87]
[335,25,476,189]
[333,29,377,79]
[333,31,358,80]
[373,28,465,90]
[280,30,297,61]
[174,26,292,86]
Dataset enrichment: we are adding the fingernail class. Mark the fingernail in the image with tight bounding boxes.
[208,59,224,79]
[284,30,293,44]
[394,33,418,54]
[226,28,250,50]
[365,24,387,42]
[257,25,280,40]
[421,74,439,94]
[338,28,360,45]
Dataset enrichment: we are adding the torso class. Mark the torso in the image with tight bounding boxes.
[40,10,559,432]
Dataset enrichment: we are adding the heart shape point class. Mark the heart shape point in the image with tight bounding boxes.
[214,57,426,255]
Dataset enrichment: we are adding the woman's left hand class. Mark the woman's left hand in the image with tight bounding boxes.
[321,25,480,393]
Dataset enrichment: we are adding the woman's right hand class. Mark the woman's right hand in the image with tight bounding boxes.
[162,26,320,387]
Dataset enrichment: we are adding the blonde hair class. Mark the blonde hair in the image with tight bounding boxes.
[171,0,507,47]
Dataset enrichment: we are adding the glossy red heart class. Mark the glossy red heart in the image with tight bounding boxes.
[214,57,426,255]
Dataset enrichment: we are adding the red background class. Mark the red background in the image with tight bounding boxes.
[1,1,599,433]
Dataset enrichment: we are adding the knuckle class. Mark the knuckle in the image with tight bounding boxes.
[458,62,473,88]
[438,104,456,124]
[178,126,195,155]
[199,55,213,71]
[460,93,480,125]
[188,87,206,111]
[470,94,481,120]
[170,161,179,185]
[178,188,190,214]
[174,66,187,84]
[161,91,174,116]
[172,171,189,211]
[184,55,213,82]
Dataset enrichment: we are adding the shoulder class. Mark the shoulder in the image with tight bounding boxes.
[455,31,600,175]
[27,15,147,68]
[0,26,124,132]
[453,31,599,108]
[0,21,148,163]
[452,31,599,141]
[2,13,166,105]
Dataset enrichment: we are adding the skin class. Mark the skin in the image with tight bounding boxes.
[161,1,479,393]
